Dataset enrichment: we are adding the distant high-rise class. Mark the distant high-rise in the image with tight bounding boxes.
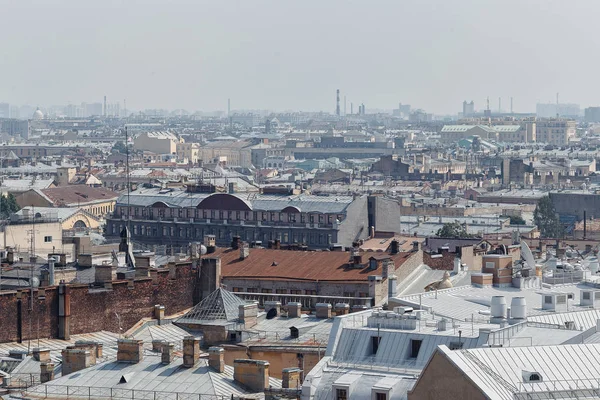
[537,103,580,118]
[0,103,9,118]
[585,107,600,123]
[336,89,340,117]
[462,100,475,117]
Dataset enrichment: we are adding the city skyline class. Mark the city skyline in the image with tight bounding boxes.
[3,0,600,114]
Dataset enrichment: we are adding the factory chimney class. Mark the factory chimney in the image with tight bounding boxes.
[336,89,340,117]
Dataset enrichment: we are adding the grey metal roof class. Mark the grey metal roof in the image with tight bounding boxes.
[28,354,279,398]
[176,288,247,325]
[118,188,355,213]
[443,343,600,400]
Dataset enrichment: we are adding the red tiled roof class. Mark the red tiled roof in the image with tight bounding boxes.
[40,185,118,206]
[212,248,416,282]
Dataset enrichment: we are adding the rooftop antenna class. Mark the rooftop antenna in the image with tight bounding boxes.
[125,127,131,235]
[336,89,340,117]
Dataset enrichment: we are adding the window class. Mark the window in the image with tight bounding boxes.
[290,289,302,295]
[305,290,317,295]
[247,288,258,293]
[375,393,388,400]
[44,236,52,243]
[232,287,243,292]
[371,336,381,354]
[529,373,541,382]
[410,339,422,358]
[544,295,552,304]
[275,289,287,294]
[335,388,348,400]
[261,288,272,293]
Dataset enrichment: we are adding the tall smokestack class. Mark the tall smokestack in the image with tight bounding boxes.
[344,95,346,116]
[351,103,353,115]
[103,96,107,117]
[336,89,340,117]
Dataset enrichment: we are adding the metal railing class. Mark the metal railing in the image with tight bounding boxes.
[25,385,231,400]
[514,378,600,400]
[233,292,373,309]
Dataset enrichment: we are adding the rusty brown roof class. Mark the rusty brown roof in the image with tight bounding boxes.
[40,185,118,206]
[212,248,416,282]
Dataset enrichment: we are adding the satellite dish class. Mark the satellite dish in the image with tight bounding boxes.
[266,308,277,320]
[521,241,535,269]
[31,277,40,288]
[200,245,207,255]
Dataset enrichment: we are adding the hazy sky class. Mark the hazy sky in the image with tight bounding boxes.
[2,0,599,114]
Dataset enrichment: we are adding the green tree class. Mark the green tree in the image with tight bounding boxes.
[507,215,526,225]
[435,222,474,238]
[0,194,20,219]
[112,141,128,154]
[533,196,564,238]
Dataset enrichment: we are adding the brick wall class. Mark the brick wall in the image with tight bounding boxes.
[0,288,60,343]
[0,264,196,343]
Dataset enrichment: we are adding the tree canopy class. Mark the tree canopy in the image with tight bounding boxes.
[435,222,475,238]
[0,194,20,219]
[506,215,526,225]
[112,141,128,154]
[533,196,564,238]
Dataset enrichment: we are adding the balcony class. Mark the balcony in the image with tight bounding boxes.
[232,292,373,309]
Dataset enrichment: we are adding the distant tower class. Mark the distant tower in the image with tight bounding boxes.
[103,95,107,117]
[124,99,127,118]
[336,89,340,116]
[351,103,353,115]
[499,97,501,113]
[344,95,347,116]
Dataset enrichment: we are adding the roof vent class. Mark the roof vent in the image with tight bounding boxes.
[522,370,542,383]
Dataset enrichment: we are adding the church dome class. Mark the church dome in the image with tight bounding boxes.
[33,108,44,120]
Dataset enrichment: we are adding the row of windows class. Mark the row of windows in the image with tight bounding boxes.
[121,207,344,224]
[112,224,334,245]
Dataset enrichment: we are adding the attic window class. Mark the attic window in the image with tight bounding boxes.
[529,374,541,382]
[583,292,591,300]
[371,336,381,354]
[544,296,552,304]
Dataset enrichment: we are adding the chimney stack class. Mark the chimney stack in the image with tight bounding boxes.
[315,303,332,319]
[153,305,165,323]
[40,362,55,383]
[204,235,216,254]
[33,348,51,363]
[161,343,175,364]
[240,242,250,260]
[208,347,225,373]
[233,359,270,392]
[388,275,398,298]
[264,301,281,316]
[239,303,258,328]
[287,302,302,318]
[231,236,240,250]
[183,336,200,368]
[61,348,92,375]
[282,367,302,389]
[117,339,144,363]
[390,239,400,254]
[334,303,350,315]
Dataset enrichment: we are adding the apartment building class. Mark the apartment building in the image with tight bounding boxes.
[535,119,576,145]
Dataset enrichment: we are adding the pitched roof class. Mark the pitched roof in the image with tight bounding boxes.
[175,287,247,325]
[214,248,417,282]
[439,343,600,400]
[39,185,118,206]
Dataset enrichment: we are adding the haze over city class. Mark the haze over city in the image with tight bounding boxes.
[3,0,600,113]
